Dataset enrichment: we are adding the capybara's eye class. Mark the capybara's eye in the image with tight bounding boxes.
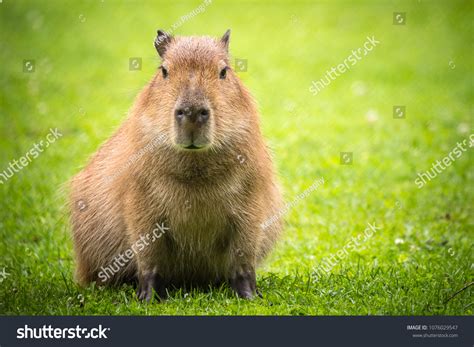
[219,67,228,79]
[160,66,168,79]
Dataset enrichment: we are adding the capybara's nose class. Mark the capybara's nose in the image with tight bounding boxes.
[175,105,210,126]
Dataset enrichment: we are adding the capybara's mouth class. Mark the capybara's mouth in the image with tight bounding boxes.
[176,140,210,151]
[184,144,201,150]
[182,143,211,151]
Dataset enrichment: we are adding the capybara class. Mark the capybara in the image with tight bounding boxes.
[70,29,283,301]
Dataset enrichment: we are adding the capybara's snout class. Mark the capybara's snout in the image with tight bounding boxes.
[174,96,212,150]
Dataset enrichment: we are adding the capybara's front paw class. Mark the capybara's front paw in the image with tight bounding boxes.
[230,269,257,299]
[137,284,153,302]
[136,272,167,302]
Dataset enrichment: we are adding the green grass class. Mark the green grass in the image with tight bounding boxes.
[0,0,472,315]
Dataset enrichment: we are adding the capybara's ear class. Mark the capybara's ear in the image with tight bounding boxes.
[154,30,172,58]
[221,29,231,53]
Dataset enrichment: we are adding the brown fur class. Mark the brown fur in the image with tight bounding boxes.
[69,30,283,300]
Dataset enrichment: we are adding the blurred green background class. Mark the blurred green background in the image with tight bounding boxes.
[0,0,472,315]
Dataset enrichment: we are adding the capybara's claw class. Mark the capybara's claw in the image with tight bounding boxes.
[137,272,167,302]
[230,269,257,299]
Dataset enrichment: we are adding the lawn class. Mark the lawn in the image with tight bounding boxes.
[0,0,472,315]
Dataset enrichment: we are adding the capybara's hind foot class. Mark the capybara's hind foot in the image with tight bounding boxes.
[137,272,167,302]
[230,269,256,299]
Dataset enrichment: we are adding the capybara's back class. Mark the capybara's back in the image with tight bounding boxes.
[70,29,283,301]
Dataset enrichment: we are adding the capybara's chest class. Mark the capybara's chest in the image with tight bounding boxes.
[149,175,245,252]
[155,183,242,281]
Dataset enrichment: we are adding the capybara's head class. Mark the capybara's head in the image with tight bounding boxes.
[139,30,256,152]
